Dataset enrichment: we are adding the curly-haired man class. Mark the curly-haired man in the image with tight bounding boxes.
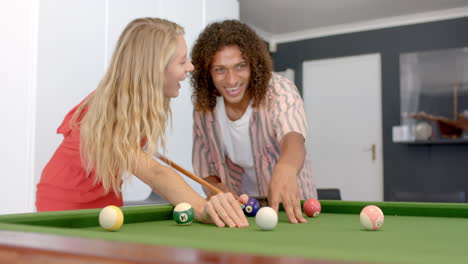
[190,20,317,224]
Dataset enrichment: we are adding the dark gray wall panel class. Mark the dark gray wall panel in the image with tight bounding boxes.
[271,17,468,202]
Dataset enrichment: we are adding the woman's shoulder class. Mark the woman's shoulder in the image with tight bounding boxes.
[57,93,93,135]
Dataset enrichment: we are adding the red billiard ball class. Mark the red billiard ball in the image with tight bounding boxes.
[303,198,321,217]
[360,205,384,231]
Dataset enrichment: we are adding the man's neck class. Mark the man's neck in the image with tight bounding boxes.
[224,96,251,121]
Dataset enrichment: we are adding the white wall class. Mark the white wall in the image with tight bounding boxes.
[0,0,239,214]
[34,0,107,204]
[0,0,37,214]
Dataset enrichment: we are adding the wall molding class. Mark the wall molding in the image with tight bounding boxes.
[257,7,468,45]
[26,0,40,212]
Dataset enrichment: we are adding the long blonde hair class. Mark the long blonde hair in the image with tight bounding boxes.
[72,18,184,195]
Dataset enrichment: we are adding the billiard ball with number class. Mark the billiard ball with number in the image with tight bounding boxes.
[241,198,260,217]
[303,198,321,217]
[360,205,384,231]
[99,205,124,231]
[173,202,195,225]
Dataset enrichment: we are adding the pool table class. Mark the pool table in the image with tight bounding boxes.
[1,200,468,264]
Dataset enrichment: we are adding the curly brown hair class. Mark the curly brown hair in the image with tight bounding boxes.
[190,20,273,111]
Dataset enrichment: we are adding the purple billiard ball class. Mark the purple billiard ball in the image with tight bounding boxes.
[243,198,260,217]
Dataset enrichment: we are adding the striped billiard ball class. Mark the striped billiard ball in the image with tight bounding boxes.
[173,202,195,225]
[360,205,384,231]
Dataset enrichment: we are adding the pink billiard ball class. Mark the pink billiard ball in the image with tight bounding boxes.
[303,198,321,217]
[360,205,384,231]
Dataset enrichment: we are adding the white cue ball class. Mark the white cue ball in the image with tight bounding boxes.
[255,206,278,231]
[99,205,124,231]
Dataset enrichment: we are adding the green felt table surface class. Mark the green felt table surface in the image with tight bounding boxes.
[1,200,468,264]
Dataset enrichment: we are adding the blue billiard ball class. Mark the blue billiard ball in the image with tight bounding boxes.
[242,198,260,217]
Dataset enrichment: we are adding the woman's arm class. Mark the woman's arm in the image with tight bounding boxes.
[132,149,248,228]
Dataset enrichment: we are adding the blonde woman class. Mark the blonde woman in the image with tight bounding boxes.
[36,18,249,228]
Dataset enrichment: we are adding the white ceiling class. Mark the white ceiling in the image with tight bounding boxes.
[239,0,468,43]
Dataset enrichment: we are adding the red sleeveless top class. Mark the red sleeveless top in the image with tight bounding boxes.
[36,98,122,211]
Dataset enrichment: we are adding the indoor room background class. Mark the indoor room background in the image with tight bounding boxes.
[2,0,468,215]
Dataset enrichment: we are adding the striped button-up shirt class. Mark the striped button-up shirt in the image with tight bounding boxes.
[192,73,317,199]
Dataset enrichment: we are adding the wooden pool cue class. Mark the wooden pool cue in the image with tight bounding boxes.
[156,154,222,194]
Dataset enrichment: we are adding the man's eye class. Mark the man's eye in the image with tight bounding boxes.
[237,63,247,70]
[215,68,225,73]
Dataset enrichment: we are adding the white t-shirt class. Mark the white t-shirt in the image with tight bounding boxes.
[216,96,259,196]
